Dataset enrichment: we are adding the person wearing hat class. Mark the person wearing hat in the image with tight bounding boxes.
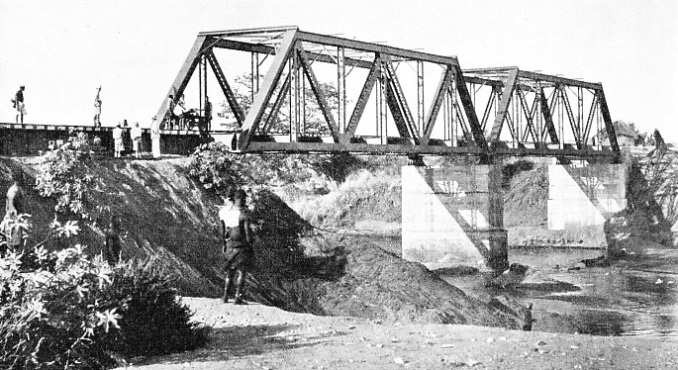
[219,189,255,304]
[13,86,26,124]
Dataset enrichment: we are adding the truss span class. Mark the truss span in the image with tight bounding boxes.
[156,26,620,161]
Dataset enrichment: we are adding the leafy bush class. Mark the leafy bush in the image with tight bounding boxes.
[0,220,208,369]
[96,258,209,357]
[187,141,337,197]
[35,145,109,222]
[0,242,119,369]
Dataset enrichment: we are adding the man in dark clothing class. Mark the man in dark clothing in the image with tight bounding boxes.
[14,86,25,124]
[202,96,212,138]
[104,215,123,265]
[219,189,254,304]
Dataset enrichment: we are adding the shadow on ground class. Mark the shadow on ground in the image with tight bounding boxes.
[135,323,344,365]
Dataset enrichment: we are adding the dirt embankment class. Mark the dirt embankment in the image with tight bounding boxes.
[5,156,524,330]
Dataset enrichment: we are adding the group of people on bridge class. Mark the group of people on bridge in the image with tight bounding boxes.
[165,93,212,139]
[9,85,212,143]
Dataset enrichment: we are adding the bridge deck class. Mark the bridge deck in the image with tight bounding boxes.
[0,123,206,156]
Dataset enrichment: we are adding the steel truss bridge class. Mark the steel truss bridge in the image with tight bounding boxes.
[156,26,620,161]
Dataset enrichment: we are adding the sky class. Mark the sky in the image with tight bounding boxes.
[1,0,676,140]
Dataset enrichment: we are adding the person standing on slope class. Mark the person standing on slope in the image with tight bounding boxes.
[219,189,255,305]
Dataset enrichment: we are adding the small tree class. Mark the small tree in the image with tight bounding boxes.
[640,149,678,226]
[219,73,341,136]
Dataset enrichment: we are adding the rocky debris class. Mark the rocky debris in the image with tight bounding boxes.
[567,256,610,271]
[487,263,579,294]
[487,263,529,288]
[431,265,480,276]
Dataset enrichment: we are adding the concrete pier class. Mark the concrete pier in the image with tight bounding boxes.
[548,163,627,230]
[402,164,508,272]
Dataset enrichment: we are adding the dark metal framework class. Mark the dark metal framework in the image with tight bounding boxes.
[156,27,619,160]
[463,67,620,157]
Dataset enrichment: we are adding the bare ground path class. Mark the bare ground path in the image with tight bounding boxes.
[116,298,678,370]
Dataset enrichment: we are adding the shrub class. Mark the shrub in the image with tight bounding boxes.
[96,258,209,357]
[0,220,208,369]
[35,146,109,222]
[187,142,337,198]
[0,243,120,369]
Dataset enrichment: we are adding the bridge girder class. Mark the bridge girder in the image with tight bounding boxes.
[156,26,620,160]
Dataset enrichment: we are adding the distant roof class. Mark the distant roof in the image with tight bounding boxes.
[613,121,640,139]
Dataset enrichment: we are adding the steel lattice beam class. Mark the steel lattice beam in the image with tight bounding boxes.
[157,27,619,160]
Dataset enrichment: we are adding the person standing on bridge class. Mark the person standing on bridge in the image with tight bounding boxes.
[113,124,123,158]
[131,122,142,158]
[93,86,102,127]
[219,189,255,305]
[151,117,161,158]
[13,86,26,124]
[201,95,212,139]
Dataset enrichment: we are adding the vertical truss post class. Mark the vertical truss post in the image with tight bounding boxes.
[595,101,602,150]
[514,91,521,142]
[417,61,424,135]
[301,65,307,136]
[377,60,388,145]
[198,56,203,121]
[251,52,260,101]
[578,87,584,143]
[289,51,300,142]
[337,47,346,134]
[443,88,450,140]
[557,86,564,149]
[451,79,458,147]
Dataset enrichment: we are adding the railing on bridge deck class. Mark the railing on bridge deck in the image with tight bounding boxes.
[158,26,620,161]
[0,123,204,156]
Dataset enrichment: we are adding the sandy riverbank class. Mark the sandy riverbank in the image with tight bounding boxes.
[116,297,678,370]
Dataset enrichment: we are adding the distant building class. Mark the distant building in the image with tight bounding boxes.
[599,121,641,147]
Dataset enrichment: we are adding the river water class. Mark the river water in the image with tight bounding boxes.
[442,247,678,340]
